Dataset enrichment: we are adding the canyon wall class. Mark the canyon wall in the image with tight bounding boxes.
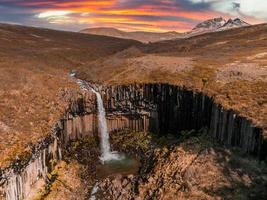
[0,133,62,200]
[101,83,266,159]
[0,90,138,200]
[0,82,266,200]
[0,92,94,200]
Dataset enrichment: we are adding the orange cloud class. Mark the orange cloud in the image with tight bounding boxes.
[6,0,265,32]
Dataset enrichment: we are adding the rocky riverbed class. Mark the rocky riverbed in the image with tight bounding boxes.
[36,129,267,200]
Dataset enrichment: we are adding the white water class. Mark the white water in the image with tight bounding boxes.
[91,88,123,163]
[89,182,99,200]
[74,77,123,163]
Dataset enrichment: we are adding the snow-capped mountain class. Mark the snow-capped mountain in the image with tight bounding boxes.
[80,17,251,42]
[217,18,250,31]
[192,17,226,33]
[188,17,250,37]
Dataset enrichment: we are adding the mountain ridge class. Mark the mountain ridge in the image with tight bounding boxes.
[80,27,182,43]
[80,17,251,42]
[191,17,250,34]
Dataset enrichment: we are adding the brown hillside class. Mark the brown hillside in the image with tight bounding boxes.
[0,23,141,168]
[80,27,183,43]
[0,22,267,168]
[77,24,267,139]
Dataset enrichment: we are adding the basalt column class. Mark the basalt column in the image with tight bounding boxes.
[0,91,95,200]
[101,83,266,160]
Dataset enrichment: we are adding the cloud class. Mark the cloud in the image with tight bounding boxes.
[187,0,266,22]
[232,2,240,11]
[0,0,265,32]
[235,0,267,20]
[37,10,73,18]
[37,10,74,24]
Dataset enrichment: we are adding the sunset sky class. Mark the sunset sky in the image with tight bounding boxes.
[0,0,266,32]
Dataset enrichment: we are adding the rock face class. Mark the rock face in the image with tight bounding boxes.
[0,92,96,200]
[0,133,62,200]
[0,82,265,200]
[136,133,267,200]
[101,84,265,159]
[96,175,137,200]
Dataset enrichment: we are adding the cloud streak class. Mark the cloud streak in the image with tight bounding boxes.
[0,0,265,32]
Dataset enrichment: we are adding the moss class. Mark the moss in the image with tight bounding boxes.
[34,169,59,200]
[70,140,82,152]
[110,130,154,155]
[202,77,209,88]
[49,159,57,169]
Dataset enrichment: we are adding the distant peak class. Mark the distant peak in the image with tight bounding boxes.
[233,18,250,24]
[191,17,250,34]
[221,18,250,29]
[233,18,242,21]
[192,17,226,31]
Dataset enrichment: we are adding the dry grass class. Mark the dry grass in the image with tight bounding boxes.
[0,23,266,169]
[0,24,140,168]
[78,24,267,138]
[0,61,78,168]
[36,161,87,200]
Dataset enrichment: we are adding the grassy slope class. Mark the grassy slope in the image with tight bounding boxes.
[0,23,266,168]
[77,24,267,137]
[0,24,141,168]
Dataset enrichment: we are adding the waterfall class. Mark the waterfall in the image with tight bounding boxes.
[74,77,123,163]
[91,88,122,163]
[89,182,99,200]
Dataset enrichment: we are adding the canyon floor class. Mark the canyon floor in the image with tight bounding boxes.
[35,130,267,200]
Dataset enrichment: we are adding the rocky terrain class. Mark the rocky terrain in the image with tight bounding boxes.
[0,21,266,200]
[37,130,267,200]
[135,132,266,200]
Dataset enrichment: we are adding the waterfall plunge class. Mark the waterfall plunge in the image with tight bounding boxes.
[75,78,123,163]
[91,89,123,163]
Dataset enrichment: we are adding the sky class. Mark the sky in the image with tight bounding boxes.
[0,0,266,32]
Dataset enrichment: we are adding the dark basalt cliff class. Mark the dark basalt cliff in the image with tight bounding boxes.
[101,84,265,159]
[0,82,265,200]
[0,92,96,200]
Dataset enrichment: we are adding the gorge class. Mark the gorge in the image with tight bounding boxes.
[0,20,266,200]
[0,80,266,200]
